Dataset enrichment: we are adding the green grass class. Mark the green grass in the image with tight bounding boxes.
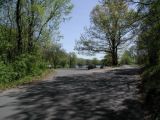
[0,69,55,90]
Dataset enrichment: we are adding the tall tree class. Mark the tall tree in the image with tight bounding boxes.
[75,0,137,65]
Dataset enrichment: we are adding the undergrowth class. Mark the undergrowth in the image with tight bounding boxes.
[0,69,54,90]
[142,65,160,120]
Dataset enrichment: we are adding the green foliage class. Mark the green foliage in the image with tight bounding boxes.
[141,65,160,119]
[13,54,47,79]
[44,43,67,68]
[0,61,16,83]
[75,0,138,65]
[91,58,99,65]
[137,0,160,66]
[68,52,77,68]
[101,54,112,66]
[0,69,54,89]
[120,51,133,65]
[31,4,44,15]
[0,54,47,84]
[135,1,160,118]
[85,59,92,65]
[0,0,72,88]
[142,65,160,90]
[59,57,68,68]
[77,58,86,67]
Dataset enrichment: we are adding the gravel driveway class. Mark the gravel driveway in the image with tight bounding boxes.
[0,66,144,120]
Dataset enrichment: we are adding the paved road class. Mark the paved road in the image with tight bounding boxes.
[0,66,144,120]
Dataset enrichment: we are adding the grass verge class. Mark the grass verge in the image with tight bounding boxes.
[0,69,55,90]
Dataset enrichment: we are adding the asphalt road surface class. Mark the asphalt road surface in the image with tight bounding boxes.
[0,65,144,120]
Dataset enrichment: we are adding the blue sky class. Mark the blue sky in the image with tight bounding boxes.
[60,0,104,60]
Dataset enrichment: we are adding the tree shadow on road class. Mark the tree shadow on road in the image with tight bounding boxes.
[3,68,144,120]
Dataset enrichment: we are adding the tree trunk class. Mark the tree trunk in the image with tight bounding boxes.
[16,0,23,55]
[111,38,118,66]
[111,48,118,66]
[28,0,34,53]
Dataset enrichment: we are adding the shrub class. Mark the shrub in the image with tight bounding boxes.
[13,55,28,78]
[0,53,48,84]
[0,61,16,83]
[13,54,47,79]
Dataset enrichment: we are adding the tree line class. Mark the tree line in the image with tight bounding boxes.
[135,1,160,119]
[0,0,73,83]
[0,0,102,84]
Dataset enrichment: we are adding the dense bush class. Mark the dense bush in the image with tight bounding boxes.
[0,61,16,83]
[13,54,47,79]
[0,54,48,84]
